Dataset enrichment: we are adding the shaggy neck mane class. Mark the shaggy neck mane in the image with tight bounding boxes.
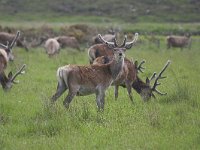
[109,58,124,80]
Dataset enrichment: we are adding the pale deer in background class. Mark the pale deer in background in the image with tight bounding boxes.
[44,38,60,57]
[51,33,138,110]
[0,31,26,90]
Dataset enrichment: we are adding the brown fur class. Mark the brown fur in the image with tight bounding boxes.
[88,44,114,64]
[44,38,60,57]
[167,35,191,49]
[0,49,8,74]
[0,48,11,90]
[0,32,29,51]
[55,36,80,50]
[51,34,140,110]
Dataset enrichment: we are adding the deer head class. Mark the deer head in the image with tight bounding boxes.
[139,60,171,101]
[98,33,138,61]
[0,64,26,91]
[0,31,20,61]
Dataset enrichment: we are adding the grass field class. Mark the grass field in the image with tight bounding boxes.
[0,28,200,149]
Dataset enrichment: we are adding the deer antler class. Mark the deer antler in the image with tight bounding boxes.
[151,60,171,95]
[0,41,9,49]
[124,33,138,49]
[136,59,146,73]
[0,31,20,50]
[11,64,26,84]
[120,35,127,47]
[98,34,136,49]
[98,34,118,49]
[10,31,20,49]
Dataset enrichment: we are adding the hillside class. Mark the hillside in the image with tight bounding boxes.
[0,0,199,22]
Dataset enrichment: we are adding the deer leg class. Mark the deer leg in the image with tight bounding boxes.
[51,82,67,102]
[126,82,134,103]
[114,85,119,100]
[96,89,105,111]
[63,91,76,109]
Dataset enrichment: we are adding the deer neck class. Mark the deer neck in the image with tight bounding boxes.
[109,58,124,80]
[132,76,150,95]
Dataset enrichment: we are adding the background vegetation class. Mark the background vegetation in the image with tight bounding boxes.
[0,0,200,22]
[0,0,200,150]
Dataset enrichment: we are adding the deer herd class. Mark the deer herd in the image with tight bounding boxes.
[0,30,173,111]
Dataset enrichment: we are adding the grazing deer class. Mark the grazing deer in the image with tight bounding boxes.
[51,33,138,110]
[55,36,80,50]
[0,31,26,90]
[94,55,171,101]
[132,60,171,101]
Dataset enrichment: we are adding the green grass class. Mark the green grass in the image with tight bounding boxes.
[0,33,200,149]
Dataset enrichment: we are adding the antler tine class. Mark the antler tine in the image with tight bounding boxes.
[10,31,20,49]
[137,59,146,73]
[113,34,118,47]
[0,43,8,49]
[11,64,26,83]
[151,60,171,95]
[120,35,127,47]
[0,41,10,50]
[150,72,156,81]
[98,34,116,49]
[124,33,138,49]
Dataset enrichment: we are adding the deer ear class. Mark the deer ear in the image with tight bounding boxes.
[146,77,150,85]
[8,72,13,79]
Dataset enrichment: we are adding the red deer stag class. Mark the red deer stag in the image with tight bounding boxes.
[0,31,26,90]
[166,35,191,50]
[88,33,139,64]
[51,33,138,110]
[94,56,170,101]
[0,32,29,51]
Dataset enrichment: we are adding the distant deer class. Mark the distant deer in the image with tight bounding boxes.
[51,33,138,110]
[55,36,80,50]
[44,38,60,57]
[0,32,29,51]
[166,34,192,50]
[93,55,170,101]
[0,31,26,90]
